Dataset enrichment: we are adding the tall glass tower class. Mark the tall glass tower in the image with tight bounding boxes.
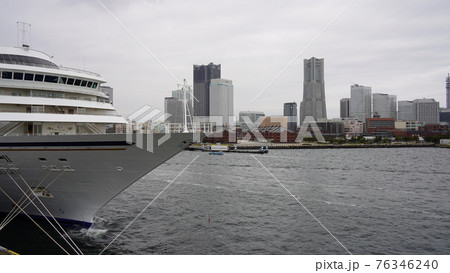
[210,78,234,127]
[350,84,372,123]
[373,93,397,119]
[300,57,327,124]
[446,73,450,109]
[283,102,298,132]
[193,63,221,117]
[340,98,350,118]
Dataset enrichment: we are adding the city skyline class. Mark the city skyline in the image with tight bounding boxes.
[1,1,449,119]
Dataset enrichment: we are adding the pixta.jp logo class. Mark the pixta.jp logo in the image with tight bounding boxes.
[126,105,170,153]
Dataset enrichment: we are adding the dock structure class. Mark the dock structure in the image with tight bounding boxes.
[190,142,436,151]
[224,149,268,154]
[195,144,269,154]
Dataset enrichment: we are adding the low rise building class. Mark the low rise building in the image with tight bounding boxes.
[239,111,265,132]
[259,116,288,129]
[259,127,298,143]
[203,129,237,143]
[342,119,363,135]
[419,124,449,135]
[366,118,395,137]
[395,121,424,131]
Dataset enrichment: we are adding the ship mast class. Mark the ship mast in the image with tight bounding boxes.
[177,79,193,133]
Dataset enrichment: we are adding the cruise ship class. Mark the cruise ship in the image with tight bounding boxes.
[0,43,192,228]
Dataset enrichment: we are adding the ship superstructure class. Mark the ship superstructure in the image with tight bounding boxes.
[0,45,126,135]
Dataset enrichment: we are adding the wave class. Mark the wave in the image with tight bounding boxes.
[78,227,108,238]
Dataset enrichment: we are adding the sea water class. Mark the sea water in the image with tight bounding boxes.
[1,148,449,255]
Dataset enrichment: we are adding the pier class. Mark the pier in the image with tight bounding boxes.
[191,144,269,154]
[190,142,436,151]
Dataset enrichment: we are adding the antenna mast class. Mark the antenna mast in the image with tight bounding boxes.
[177,79,193,133]
[17,22,31,48]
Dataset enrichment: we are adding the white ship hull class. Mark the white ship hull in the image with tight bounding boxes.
[0,133,191,228]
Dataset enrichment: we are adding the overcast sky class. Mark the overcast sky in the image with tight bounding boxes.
[1,0,449,118]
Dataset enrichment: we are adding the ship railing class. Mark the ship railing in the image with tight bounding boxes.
[0,94,112,104]
[0,110,123,117]
[3,132,126,137]
[58,66,102,77]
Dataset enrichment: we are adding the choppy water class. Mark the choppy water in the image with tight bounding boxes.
[1,148,449,255]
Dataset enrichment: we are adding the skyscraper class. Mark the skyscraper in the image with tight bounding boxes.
[300,57,326,124]
[446,73,450,109]
[373,93,397,119]
[283,102,298,132]
[340,98,350,118]
[193,63,221,117]
[388,95,397,119]
[209,78,234,127]
[397,100,414,121]
[350,84,372,123]
[164,97,183,124]
[413,98,440,124]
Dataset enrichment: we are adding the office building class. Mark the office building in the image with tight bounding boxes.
[366,118,395,136]
[283,102,298,132]
[398,101,414,121]
[340,98,350,118]
[99,86,115,133]
[413,98,440,125]
[172,88,193,101]
[440,109,450,124]
[343,119,364,135]
[446,74,450,109]
[99,86,113,104]
[164,97,183,124]
[373,93,397,119]
[164,88,193,125]
[300,57,327,124]
[316,120,345,137]
[350,84,372,123]
[260,116,288,129]
[209,78,234,127]
[395,121,424,131]
[193,63,221,117]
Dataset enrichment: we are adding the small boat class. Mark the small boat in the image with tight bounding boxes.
[208,152,224,155]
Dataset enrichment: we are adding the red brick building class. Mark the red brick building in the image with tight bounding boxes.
[418,124,449,136]
[366,118,395,136]
[203,129,237,143]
